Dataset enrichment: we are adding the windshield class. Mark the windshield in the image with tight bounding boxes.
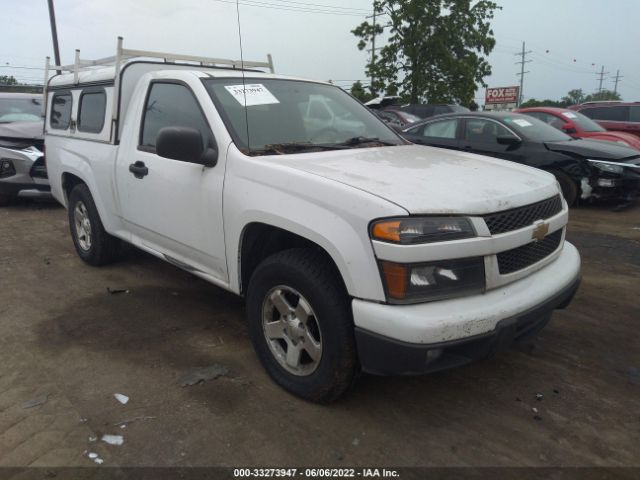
[560,110,605,133]
[501,114,572,142]
[203,78,403,154]
[0,97,42,123]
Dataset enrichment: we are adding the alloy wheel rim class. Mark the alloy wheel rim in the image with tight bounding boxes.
[261,285,322,376]
[74,201,92,251]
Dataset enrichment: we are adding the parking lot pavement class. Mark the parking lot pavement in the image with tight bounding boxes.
[0,200,638,467]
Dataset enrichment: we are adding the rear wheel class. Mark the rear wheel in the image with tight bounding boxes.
[549,169,578,206]
[246,248,357,403]
[68,184,120,265]
[0,194,12,206]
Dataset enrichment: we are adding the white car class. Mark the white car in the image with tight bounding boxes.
[0,93,48,205]
[44,40,581,402]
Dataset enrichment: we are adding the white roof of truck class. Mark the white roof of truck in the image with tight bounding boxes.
[45,37,279,88]
[48,64,321,87]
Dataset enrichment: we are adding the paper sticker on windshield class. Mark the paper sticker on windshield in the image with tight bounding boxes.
[225,84,279,107]
[513,118,533,127]
[562,112,578,119]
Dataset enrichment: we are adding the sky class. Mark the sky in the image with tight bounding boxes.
[2,0,640,105]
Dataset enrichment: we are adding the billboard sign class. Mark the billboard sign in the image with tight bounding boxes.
[484,86,520,111]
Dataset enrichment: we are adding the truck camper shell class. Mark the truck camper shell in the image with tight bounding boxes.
[43,36,274,143]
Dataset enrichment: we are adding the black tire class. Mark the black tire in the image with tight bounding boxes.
[246,248,357,403]
[67,183,120,266]
[0,194,13,206]
[549,169,579,206]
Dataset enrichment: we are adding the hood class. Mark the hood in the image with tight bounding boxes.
[0,120,44,150]
[0,120,44,140]
[581,131,640,151]
[545,138,640,161]
[271,145,559,215]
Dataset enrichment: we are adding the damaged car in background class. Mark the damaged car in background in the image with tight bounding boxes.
[0,93,48,205]
[402,112,640,206]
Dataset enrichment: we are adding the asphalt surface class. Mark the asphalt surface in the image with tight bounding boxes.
[0,199,638,468]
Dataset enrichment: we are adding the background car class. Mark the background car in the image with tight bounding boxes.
[569,101,640,138]
[363,95,402,110]
[401,112,640,205]
[398,103,470,119]
[374,108,421,131]
[0,93,48,205]
[517,107,640,151]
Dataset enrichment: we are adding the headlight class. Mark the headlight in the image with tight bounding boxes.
[371,217,476,244]
[588,159,624,175]
[379,257,485,304]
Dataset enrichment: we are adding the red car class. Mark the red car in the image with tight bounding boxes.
[568,101,640,139]
[516,107,640,151]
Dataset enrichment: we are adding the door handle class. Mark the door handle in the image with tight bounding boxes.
[129,161,149,179]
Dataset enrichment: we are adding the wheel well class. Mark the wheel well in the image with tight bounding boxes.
[239,223,346,296]
[61,172,86,203]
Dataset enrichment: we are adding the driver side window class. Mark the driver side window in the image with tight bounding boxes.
[140,82,212,153]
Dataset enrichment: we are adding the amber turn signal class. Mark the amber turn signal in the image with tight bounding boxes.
[372,221,402,242]
[381,261,407,299]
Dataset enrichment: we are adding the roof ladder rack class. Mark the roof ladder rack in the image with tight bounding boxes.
[43,36,275,121]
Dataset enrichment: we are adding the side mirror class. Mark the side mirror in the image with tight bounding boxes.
[156,126,218,167]
[561,123,577,135]
[496,135,521,146]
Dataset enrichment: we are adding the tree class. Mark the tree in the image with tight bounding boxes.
[561,89,586,106]
[353,0,500,105]
[584,90,622,102]
[350,81,376,102]
[0,75,18,85]
[520,98,567,108]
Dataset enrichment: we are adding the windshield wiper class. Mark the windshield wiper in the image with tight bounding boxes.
[333,136,397,147]
[246,142,348,156]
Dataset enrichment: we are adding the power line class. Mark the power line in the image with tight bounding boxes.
[529,52,595,74]
[514,41,532,107]
[264,0,369,13]
[210,0,368,16]
[0,65,45,71]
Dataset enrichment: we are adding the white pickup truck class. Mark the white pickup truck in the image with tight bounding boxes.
[45,41,581,402]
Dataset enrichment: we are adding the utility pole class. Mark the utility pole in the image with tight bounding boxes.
[611,70,623,94]
[47,0,62,74]
[596,66,610,93]
[514,41,532,107]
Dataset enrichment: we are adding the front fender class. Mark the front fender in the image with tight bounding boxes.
[223,151,407,301]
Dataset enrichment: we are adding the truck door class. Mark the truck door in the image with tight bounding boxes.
[115,80,228,283]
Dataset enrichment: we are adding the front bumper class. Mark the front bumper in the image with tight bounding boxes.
[587,170,640,201]
[353,241,581,375]
[0,181,51,197]
[0,147,49,198]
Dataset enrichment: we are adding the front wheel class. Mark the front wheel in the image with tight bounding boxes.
[68,184,120,266]
[0,193,13,206]
[548,169,579,206]
[246,248,357,403]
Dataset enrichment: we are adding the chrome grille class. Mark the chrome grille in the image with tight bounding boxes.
[497,230,563,275]
[483,195,563,235]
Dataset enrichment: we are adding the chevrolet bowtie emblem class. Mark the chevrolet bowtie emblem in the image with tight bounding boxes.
[531,221,549,242]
